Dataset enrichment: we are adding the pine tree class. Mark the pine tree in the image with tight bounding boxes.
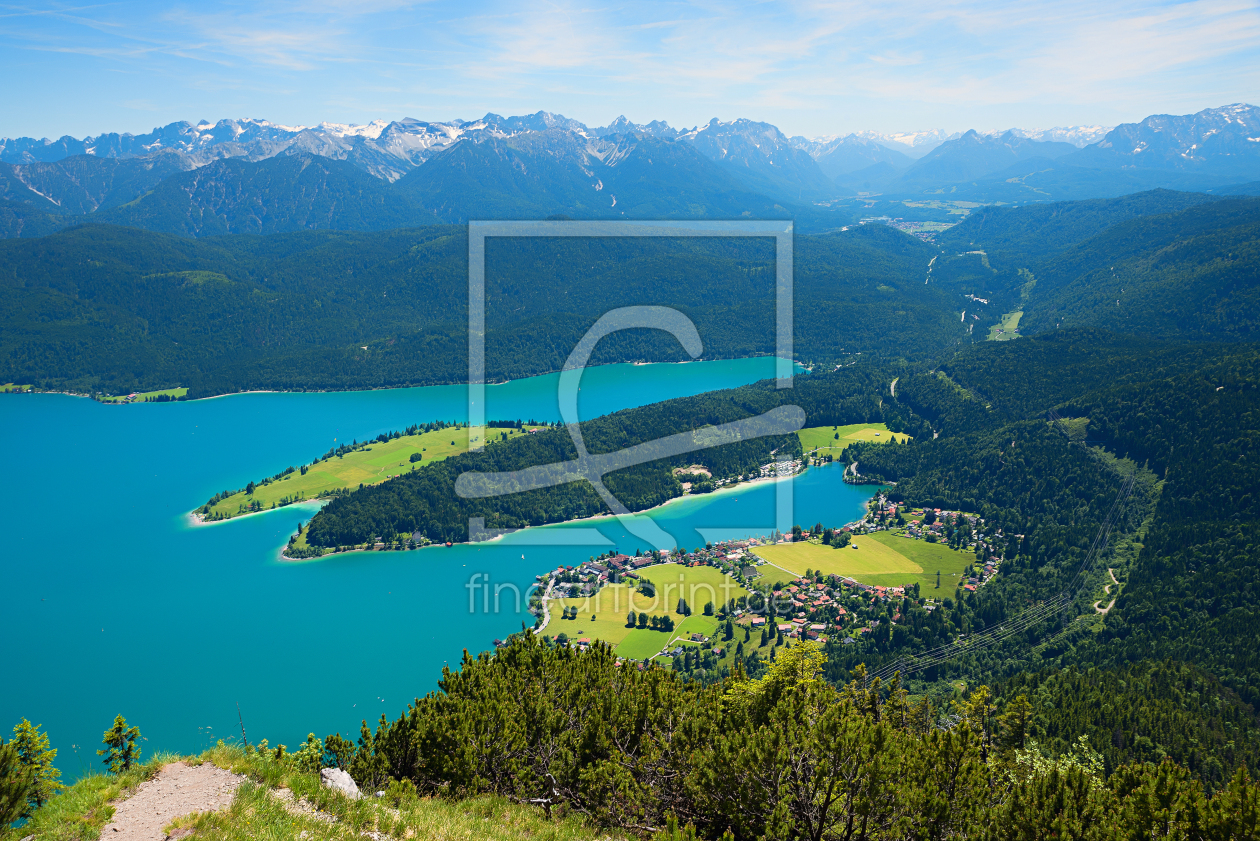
[98,715,141,774]
[627,610,637,628]
[0,741,36,825]
[10,719,61,807]
[323,733,354,770]
[999,694,1033,751]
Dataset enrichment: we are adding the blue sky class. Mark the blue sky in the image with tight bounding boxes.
[2,0,1258,140]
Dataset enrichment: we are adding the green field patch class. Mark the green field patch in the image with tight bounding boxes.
[545,563,745,657]
[203,425,528,519]
[754,538,920,578]
[99,386,189,403]
[753,532,972,594]
[615,628,681,660]
[987,310,1023,341]
[797,423,911,452]
[638,563,747,613]
[1055,417,1090,442]
[0,383,32,393]
[616,614,724,659]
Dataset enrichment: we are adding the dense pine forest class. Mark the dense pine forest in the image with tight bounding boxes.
[0,223,962,396]
[324,635,1260,838]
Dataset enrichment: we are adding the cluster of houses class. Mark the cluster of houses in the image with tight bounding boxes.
[539,536,779,604]
[676,457,804,494]
[755,458,803,480]
[743,575,918,645]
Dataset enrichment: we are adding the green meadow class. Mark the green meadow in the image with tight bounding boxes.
[98,386,189,403]
[987,310,1023,341]
[545,562,747,659]
[797,422,911,453]
[754,531,972,594]
[204,425,529,519]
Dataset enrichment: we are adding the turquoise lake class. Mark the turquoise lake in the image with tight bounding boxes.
[0,358,874,777]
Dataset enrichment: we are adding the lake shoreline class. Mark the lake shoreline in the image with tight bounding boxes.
[279,461,815,563]
[4,354,795,406]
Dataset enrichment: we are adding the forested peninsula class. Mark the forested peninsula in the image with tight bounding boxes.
[298,366,892,550]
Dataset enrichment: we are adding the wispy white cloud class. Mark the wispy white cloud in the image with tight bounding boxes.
[0,0,1256,138]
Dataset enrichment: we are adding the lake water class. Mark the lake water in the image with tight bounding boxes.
[0,358,873,778]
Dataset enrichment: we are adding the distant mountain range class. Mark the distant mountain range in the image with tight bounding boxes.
[0,105,1255,238]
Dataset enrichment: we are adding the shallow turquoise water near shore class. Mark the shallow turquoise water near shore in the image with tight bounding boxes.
[0,358,872,777]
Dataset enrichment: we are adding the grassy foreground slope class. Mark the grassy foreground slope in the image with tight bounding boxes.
[1,745,619,841]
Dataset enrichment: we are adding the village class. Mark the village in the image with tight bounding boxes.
[525,489,1011,680]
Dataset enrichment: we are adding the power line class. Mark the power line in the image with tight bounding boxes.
[864,411,1136,685]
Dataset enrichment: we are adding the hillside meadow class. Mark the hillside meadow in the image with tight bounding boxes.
[754,531,972,593]
[796,422,911,453]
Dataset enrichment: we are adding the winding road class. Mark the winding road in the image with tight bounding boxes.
[1094,568,1119,615]
[532,577,557,634]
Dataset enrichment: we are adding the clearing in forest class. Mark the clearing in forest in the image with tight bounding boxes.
[987,310,1023,341]
[797,423,911,452]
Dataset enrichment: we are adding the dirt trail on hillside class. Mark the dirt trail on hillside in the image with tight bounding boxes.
[101,761,244,840]
[1094,568,1120,615]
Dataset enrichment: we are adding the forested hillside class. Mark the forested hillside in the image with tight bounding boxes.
[998,660,1260,790]
[0,199,67,239]
[931,194,1260,343]
[845,337,1260,729]
[1020,199,1260,339]
[93,154,440,236]
[0,150,194,215]
[0,223,965,395]
[935,189,1223,261]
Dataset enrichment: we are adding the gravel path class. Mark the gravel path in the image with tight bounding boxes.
[101,761,244,840]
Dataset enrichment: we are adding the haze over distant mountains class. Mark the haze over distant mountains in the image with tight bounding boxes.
[0,104,1256,238]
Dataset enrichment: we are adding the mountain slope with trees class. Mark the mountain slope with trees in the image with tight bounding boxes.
[846,337,1260,715]
[0,223,964,396]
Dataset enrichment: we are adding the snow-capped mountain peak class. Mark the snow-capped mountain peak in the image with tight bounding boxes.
[316,120,389,140]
